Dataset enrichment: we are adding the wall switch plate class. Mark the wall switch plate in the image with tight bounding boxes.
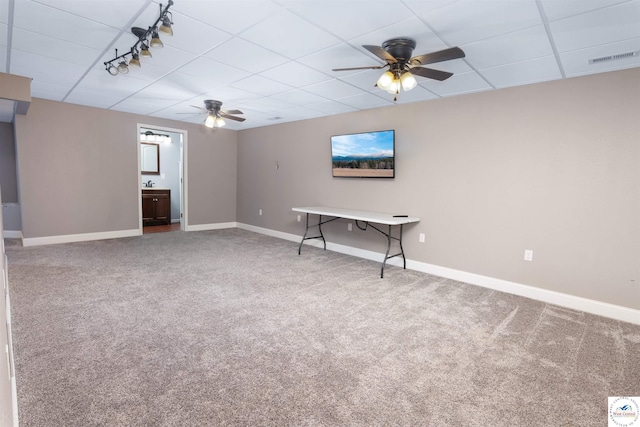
[297,215,301,222]
[524,249,533,261]
[259,209,262,216]
[419,233,425,243]
[347,223,352,231]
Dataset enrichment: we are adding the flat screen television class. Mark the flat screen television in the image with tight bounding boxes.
[330,129,395,178]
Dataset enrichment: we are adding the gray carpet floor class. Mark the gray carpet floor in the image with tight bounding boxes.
[5,229,640,426]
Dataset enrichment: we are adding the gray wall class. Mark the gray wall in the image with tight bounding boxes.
[237,68,640,310]
[14,98,237,238]
[0,122,18,203]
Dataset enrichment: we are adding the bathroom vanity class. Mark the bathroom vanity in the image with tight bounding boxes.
[142,188,171,226]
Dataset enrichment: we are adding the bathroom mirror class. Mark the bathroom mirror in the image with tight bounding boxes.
[141,142,160,175]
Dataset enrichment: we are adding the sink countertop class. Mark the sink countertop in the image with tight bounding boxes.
[142,187,170,190]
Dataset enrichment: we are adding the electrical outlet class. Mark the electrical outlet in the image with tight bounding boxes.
[524,249,533,261]
[419,233,425,243]
[259,209,262,216]
[347,223,352,231]
[297,215,301,222]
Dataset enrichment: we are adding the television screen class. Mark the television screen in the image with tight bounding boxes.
[330,129,395,178]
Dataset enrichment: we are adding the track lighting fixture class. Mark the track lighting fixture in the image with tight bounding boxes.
[103,0,174,76]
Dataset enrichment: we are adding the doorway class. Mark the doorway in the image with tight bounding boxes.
[137,124,187,234]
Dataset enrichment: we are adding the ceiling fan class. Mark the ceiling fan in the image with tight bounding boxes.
[333,37,465,101]
[180,99,245,129]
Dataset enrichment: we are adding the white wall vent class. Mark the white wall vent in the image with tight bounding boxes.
[589,51,639,64]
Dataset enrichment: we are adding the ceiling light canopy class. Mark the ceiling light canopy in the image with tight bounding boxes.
[103,1,174,76]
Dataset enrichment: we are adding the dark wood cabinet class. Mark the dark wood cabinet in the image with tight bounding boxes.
[142,189,171,226]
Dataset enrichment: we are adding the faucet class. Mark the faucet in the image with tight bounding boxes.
[146,180,154,188]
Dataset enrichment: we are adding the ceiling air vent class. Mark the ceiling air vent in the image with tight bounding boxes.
[267,116,283,121]
[589,51,639,64]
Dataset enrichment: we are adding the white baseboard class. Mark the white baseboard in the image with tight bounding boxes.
[22,228,140,247]
[185,222,238,232]
[236,223,640,325]
[2,231,22,239]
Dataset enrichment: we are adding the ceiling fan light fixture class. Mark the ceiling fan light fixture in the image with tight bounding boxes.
[400,71,417,91]
[215,117,226,128]
[205,114,216,128]
[376,71,394,90]
[386,79,400,94]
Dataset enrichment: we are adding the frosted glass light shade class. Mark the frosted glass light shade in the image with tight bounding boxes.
[400,72,417,90]
[376,71,394,90]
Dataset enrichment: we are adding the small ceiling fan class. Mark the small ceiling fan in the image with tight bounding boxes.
[180,99,245,129]
[333,37,465,100]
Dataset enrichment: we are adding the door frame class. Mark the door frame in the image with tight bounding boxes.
[136,123,188,233]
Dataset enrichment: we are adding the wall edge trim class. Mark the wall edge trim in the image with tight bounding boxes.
[236,223,640,325]
[185,222,238,232]
[22,229,140,247]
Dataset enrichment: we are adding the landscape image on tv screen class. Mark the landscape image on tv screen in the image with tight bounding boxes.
[331,129,395,178]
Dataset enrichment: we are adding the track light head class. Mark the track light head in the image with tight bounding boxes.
[117,60,129,74]
[160,14,173,36]
[106,63,118,76]
[150,29,163,48]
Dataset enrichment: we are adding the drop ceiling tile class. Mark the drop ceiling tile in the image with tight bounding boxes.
[337,69,383,91]
[420,71,492,97]
[279,0,415,40]
[29,79,74,102]
[205,37,290,73]
[306,99,358,115]
[64,87,131,110]
[13,1,119,49]
[175,57,252,86]
[336,92,394,109]
[12,27,103,67]
[540,0,630,21]
[303,78,364,99]
[419,0,542,46]
[270,89,330,105]
[260,61,332,88]
[197,87,261,106]
[480,55,562,88]
[0,49,5,73]
[390,84,440,104]
[559,38,640,77]
[298,44,379,76]
[66,68,152,103]
[172,0,281,34]
[162,11,232,55]
[347,16,448,55]
[0,22,6,46]
[230,75,294,97]
[31,0,149,28]
[243,97,297,114]
[549,1,640,52]
[0,0,8,24]
[462,25,554,69]
[239,9,341,59]
[9,50,88,88]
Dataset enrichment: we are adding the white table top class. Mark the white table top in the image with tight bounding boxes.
[292,206,420,226]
